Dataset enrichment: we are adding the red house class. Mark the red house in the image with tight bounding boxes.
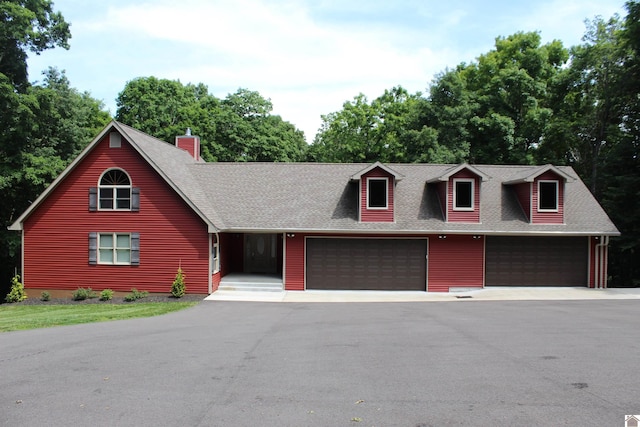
[9,121,620,294]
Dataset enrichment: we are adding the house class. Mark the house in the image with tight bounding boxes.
[8,121,620,294]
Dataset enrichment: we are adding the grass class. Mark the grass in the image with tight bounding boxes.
[0,302,198,332]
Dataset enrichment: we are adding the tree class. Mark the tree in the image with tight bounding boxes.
[428,32,568,164]
[116,80,307,162]
[309,87,466,163]
[0,68,110,298]
[0,0,70,91]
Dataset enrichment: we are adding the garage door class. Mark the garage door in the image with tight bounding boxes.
[485,236,588,286]
[306,238,427,290]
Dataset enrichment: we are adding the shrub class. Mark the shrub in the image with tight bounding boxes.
[171,267,186,298]
[87,288,98,299]
[99,289,114,301]
[5,274,27,303]
[124,288,148,302]
[72,288,89,301]
[40,291,51,302]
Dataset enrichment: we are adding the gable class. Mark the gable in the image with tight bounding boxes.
[359,166,395,223]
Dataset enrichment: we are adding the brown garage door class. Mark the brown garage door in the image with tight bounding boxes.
[485,236,588,286]
[306,238,427,290]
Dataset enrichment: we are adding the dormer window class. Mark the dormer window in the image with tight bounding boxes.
[453,179,474,211]
[99,169,131,210]
[367,178,388,209]
[538,180,558,211]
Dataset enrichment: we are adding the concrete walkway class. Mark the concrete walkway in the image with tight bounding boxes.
[205,286,640,302]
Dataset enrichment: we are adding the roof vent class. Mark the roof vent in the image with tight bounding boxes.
[186,128,192,136]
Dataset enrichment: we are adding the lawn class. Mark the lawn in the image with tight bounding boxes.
[0,302,198,332]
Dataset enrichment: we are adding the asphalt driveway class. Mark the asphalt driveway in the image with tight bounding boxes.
[2,300,639,426]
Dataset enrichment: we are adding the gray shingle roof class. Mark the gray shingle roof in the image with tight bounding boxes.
[12,121,617,236]
[185,162,619,235]
[119,121,618,235]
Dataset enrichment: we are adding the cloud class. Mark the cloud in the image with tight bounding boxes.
[90,0,449,140]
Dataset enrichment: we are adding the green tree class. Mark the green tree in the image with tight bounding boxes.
[0,0,70,91]
[116,80,307,162]
[309,87,466,163]
[0,68,110,298]
[429,32,568,164]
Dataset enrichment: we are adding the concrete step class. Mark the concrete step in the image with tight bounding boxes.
[218,282,284,293]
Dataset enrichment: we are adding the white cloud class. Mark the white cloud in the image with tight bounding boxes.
[28,0,627,142]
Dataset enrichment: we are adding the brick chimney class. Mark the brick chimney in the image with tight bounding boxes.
[175,128,200,161]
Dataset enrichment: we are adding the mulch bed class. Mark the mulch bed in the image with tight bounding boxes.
[3,294,208,305]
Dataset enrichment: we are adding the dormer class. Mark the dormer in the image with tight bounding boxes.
[427,163,490,223]
[351,162,403,223]
[504,164,575,224]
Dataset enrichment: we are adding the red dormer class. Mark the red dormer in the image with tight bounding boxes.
[427,163,490,223]
[504,165,575,224]
[351,162,403,223]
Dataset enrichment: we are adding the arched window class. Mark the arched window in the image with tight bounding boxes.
[99,169,131,210]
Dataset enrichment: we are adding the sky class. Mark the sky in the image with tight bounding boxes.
[27,0,626,142]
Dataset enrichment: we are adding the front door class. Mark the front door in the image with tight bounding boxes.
[244,234,278,274]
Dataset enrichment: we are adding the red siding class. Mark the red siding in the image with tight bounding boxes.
[447,170,480,223]
[360,168,394,222]
[22,133,210,294]
[589,236,610,288]
[286,232,484,292]
[284,234,304,290]
[427,235,484,292]
[531,171,564,224]
[513,183,532,221]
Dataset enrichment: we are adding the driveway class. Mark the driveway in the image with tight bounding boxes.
[1,300,639,426]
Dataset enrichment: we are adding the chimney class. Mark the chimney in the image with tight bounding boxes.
[175,128,200,161]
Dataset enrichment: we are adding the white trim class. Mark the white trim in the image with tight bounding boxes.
[537,180,559,212]
[453,178,474,211]
[97,232,132,265]
[366,177,389,210]
[98,168,133,211]
[282,232,287,288]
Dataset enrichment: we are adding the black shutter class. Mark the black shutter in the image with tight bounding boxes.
[131,187,140,211]
[88,232,97,265]
[89,188,97,211]
[131,232,140,265]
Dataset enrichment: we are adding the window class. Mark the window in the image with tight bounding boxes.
[99,169,131,210]
[89,232,139,265]
[367,178,388,209]
[538,181,558,211]
[453,179,474,210]
[212,240,220,273]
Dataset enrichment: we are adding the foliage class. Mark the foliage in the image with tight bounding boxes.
[123,288,149,302]
[40,291,50,301]
[0,0,70,91]
[0,303,198,332]
[72,287,97,301]
[4,274,27,303]
[171,267,186,298]
[0,67,110,297]
[309,87,467,163]
[115,79,307,162]
[100,289,114,301]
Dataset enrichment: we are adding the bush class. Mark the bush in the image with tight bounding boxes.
[124,288,148,302]
[171,267,186,298]
[73,287,98,301]
[40,291,51,302]
[5,274,27,303]
[99,289,114,301]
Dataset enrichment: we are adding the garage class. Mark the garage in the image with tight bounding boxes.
[485,236,588,286]
[306,238,427,290]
